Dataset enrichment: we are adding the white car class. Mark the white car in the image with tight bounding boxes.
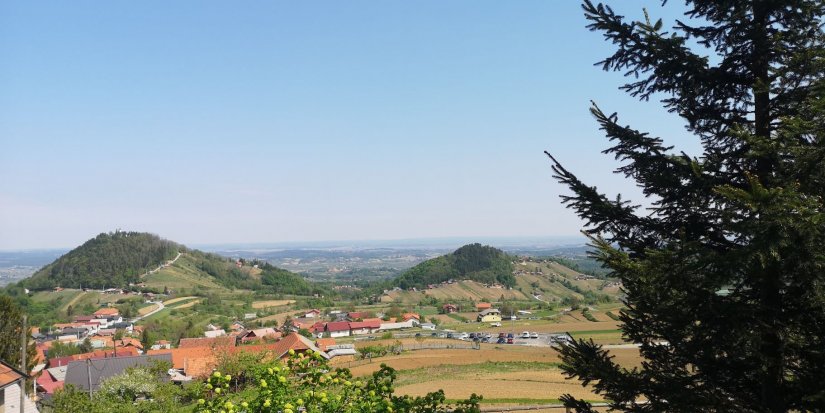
[490,322,501,327]
[520,331,530,339]
[457,333,470,340]
[530,332,539,339]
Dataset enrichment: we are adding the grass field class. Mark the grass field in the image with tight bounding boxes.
[251,299,295,309]
[143,254,227,291]
[138,303,159,316]
[163,296,199,306]
[344,341,642,406]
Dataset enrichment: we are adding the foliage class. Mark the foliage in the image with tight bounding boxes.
[0,295,37,385]
[550,1,825,411]
[23,231,180,290]
[393,244,515,290]
[194,350,480,413]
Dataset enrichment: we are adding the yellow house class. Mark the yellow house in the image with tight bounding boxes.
[477,309,502,323]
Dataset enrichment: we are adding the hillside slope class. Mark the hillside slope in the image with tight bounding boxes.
[392,243,515,290]
[19,232,323,295]
[22,231,181,290]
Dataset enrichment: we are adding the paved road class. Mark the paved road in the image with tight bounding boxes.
[131,301,165,322]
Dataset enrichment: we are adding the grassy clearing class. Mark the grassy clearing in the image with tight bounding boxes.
[138,303,159,316]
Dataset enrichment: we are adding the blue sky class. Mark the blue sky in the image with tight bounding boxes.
[0,1,700,249]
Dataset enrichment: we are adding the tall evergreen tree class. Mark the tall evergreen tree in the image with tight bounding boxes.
[548,1,825,412]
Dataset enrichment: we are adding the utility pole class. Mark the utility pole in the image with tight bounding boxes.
[20,315,26,413]
[86,359,93,399]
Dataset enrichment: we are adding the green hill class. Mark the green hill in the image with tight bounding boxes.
[19,231,324,296]
[392,243,515,290]
[22,231,181,290]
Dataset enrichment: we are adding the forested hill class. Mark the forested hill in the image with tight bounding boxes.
[22,232,181,290]
[392,243,515,290]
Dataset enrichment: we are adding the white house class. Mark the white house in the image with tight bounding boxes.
[1,360,39,413]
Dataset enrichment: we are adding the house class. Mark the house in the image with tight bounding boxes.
[178,336,236,349]
[93,308,120,318]
[240,328,281,343]
[402,313,420,322]
[150,340,172,351]
[304,309,321,318]
[288,317,316,331]
[308,322,327,338]
[36,365,67,395]
[476,302,492,311]
[114,338,144,352]
[204,329,227,338]
[149,333,326,379]
[59,327,89,340]
[346,311,371,321]
[0,359,39,413]
[243,313,257,320]
[325,321,351,338]
[442,304,459,313]
[64,354,173,393]
[477,309,502,323]
[314,338,336,352]
[349,318,381,335]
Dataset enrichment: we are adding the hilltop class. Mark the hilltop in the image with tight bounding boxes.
[17,231,321,296]
[391,243,516,290]
[22,232,181,290]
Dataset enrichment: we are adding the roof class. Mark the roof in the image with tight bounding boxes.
[325,321,350,332]
[402,313,420,321]
[36,367,65,394]
[476,302,492,309]
[479,308,501,316]
[0,359,25,390]
[149,333,326,378]
[347,311,370,320]
[204,329,227,338]
[93,308,120,316]
[64,354,172,393]
[349,318,381,329]
[314,338,336,351]
[178,336,236,349]
[49,347,141,367]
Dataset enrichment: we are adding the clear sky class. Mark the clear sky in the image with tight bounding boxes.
[0,1,700,250]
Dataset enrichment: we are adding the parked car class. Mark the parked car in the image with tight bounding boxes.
[507,333,514,339]
[446,333,454,339]
[490,322,501,327]
[481,337,490,343]
[530,332,539,339]
[496,338,506,344]
[469,333,476,339]
[458,333,469,340]
[415,333,422,337]
[520,331,531,339]
[498,332,506,338]
[431,332,438,337]
[507,338,514,344]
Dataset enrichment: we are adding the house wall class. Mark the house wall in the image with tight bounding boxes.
[2,383,40,413]
[480,315,502,323]
[329,330,350,338]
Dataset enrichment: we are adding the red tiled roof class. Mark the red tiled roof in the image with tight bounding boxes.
[178,336,236,349]
[347,311,370,320]
[36,370,64,394]
[0,360,24,388]
[315,338,336,351]
[350,318,381,329]
[325,321,350,332]
[402,313,420,321]
[93,308,120,316]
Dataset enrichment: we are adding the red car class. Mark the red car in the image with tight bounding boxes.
[507,338,514,344]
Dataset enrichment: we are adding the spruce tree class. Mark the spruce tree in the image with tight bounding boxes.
[548,1,825,412]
